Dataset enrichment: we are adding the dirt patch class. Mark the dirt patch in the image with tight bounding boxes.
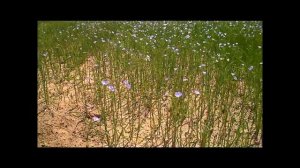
[38,55,261,147]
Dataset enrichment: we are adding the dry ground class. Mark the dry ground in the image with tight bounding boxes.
[38,56,261,147]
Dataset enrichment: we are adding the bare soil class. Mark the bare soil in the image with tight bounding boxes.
[38,56,262,147]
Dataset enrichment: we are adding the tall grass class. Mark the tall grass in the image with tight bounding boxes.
[38,21,262,147]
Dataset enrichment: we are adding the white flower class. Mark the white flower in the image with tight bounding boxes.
[227,58,230,62]
[92,116,100,122]
[202,71,207,75]
[233,76,238,80]
[183,77,188,81]
[145,55,151,61]
[185,35,190,39]
[193,90,200,95]
[231,73,235,76]
[248,66,254,71]
[43,51,48,57]
[199,64,206,68]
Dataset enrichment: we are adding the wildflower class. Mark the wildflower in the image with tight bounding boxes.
[175,91,183,97]
[258,46,262,49]
[183,77,188,81]
[43,51,48,57]
[145,55,151,61]
[260,62,263,65]
[101,80,109,86]
[108,85,116,92]
[248,66,254,71]
[241,64,245,66]
[174,68,178,71]
[231,72,238,80]
[227,58,230,62]
[93,41,97,44]
[193,90,200,95]
[185,35,190,39]
[199,64,206,68]
[92,116,100,122]
[123,80,129,85]
[202,71,207,75]
[165,77,169,81]
[123,80,131,90]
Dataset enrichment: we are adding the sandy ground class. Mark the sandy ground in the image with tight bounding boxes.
[38,56,262,147]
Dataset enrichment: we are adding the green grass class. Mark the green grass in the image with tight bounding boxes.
[38,21,262,147]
